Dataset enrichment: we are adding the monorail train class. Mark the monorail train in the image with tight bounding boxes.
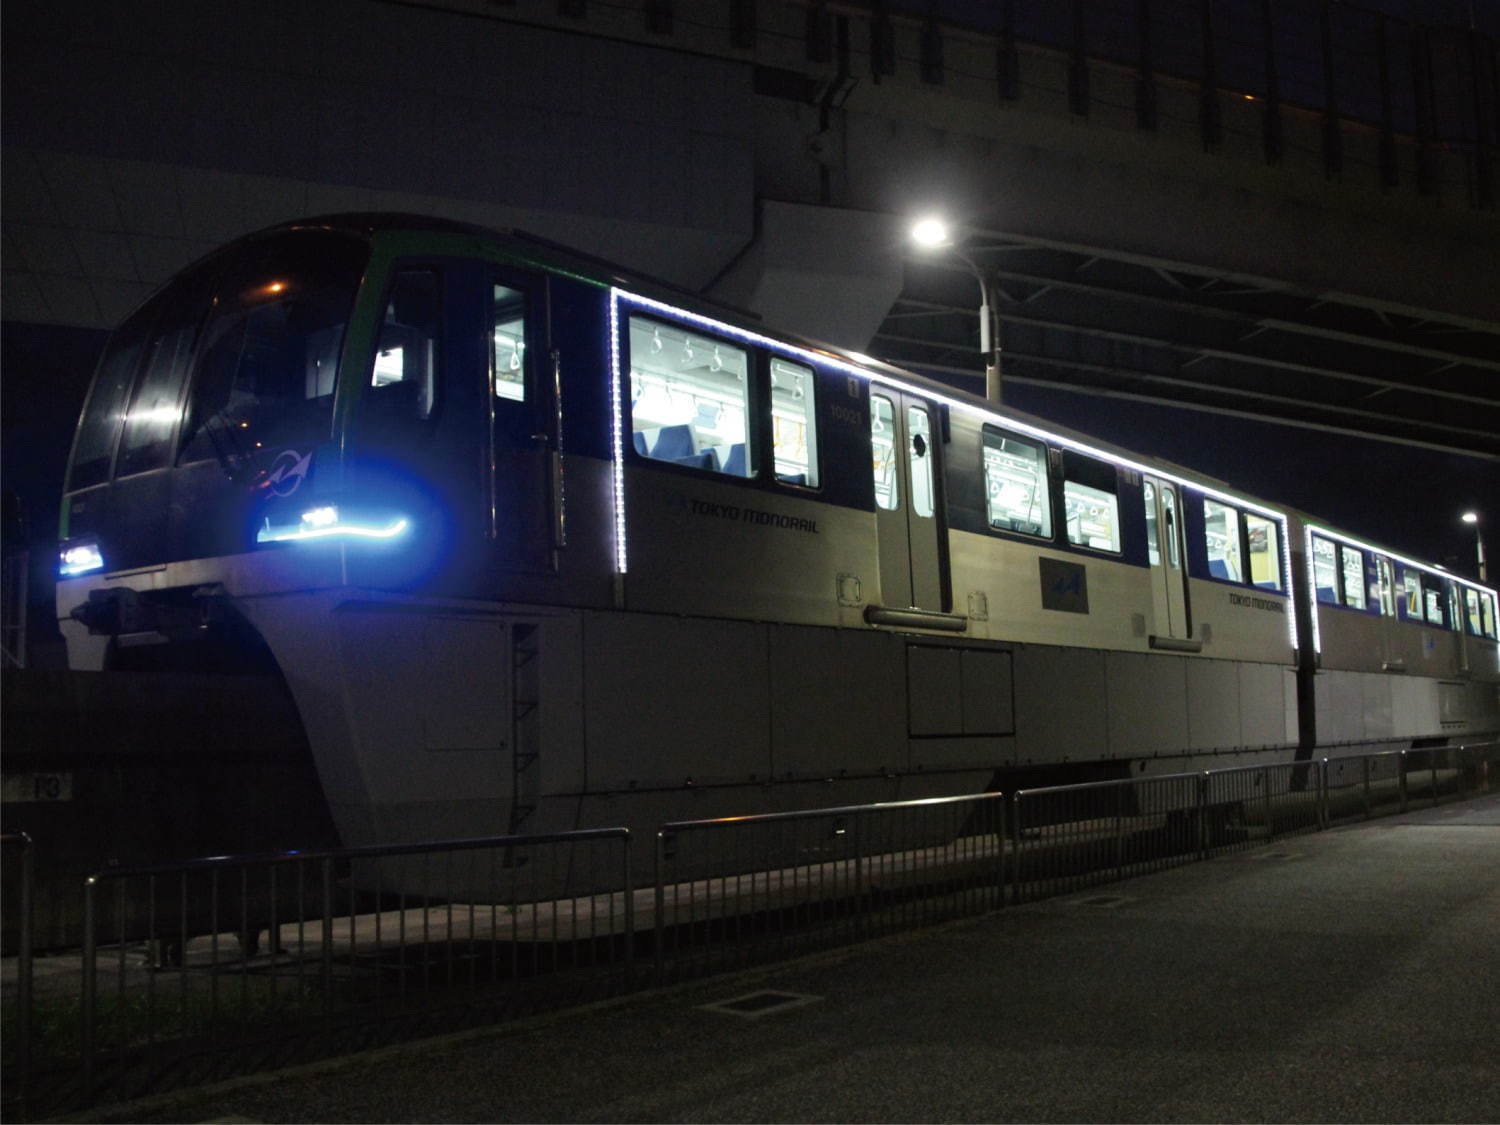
[54,214,1500,858]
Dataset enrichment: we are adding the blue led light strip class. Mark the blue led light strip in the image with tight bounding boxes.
[258,518,409,544]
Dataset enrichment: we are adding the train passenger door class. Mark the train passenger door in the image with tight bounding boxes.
[486,271,556,576]
[1143,475,1190,641]
[869,386,947,612]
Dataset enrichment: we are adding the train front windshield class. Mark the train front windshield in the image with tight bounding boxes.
[66,232,368,495]
[61,231,370,574]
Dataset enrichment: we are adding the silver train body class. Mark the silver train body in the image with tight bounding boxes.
[54,216,1500,858]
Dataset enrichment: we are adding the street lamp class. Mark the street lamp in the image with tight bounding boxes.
[909,216,1003,405]
[1461,511,1487,582]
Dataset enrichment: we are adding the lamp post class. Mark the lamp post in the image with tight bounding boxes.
[910,217,1003,405]
[1461,511,1487,582]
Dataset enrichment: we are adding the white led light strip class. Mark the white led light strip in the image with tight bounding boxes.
[1305,521,1499,654]
[609,289,1303,650]
[608,292,628,573]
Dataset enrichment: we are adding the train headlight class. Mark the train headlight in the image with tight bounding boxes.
[59,542,105,577]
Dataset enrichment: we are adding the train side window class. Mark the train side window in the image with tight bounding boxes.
[1162,487,1180,567]
[1202,499,1242,581]
[1423,580,1444,626]
[1339,545,1366,610]
[370,270,440,419]
[770,358,818,487]
[907,406,935,518]
[1447,582,1463,633]
[982,427,1051,538]
[1144,482,1160,565]
[1401,568,1422,619]
[870,395,899,510]
[1484,592,1497,639]
[492,284,526,403]
[67,322,150,490]
[1245,513,1281,591]
[1376,557,1396,617]
[627,316,751,477]
[1312,536,1339,603]
[1465,588,1483,635]
[1062,451,1119,552]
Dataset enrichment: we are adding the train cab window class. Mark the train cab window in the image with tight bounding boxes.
[1376,557,1396,617]
[770,359,818,487]
[1245,513,1281,591]
[1340,545,1366,610]
[370,270,440,419]
[870,395,899,510]
[982,427,1051,538]
[1313,536,1339,604]
[1401,568,1422,619]
[180,233,367,464]
[492,285,527,403]
[67,321,150,491]
[627,317,751,476]
[1202,500,1242,581]
[1062,451,1119,552]
[1465,588,1484,635]
[117,312,199,477]
[908,406,936,518]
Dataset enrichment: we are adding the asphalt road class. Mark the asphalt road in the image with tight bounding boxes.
[95,794,1500,1124]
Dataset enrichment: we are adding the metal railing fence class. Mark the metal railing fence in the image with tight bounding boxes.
[3,742,1498,1118]
[653,792,1006,983]
[1011,772,1203,902]
[1201,760,1327,851]
[1,833,35,1120]
[73,827,632,1111]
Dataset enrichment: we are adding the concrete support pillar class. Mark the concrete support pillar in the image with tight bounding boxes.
[707,201,906,352]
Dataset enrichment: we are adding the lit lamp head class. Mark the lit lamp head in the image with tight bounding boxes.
[1461,511,1479,525]
[909,216,953,250]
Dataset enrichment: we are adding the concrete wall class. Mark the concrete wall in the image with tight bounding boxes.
[5,0,1495,342]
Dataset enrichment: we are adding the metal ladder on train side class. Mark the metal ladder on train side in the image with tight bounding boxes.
[508,623,542,836]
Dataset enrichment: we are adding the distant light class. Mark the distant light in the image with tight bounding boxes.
[59,543,104,577]
[910,216,952,249]
[1462,511,1479,524]
[302,505,339,528]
